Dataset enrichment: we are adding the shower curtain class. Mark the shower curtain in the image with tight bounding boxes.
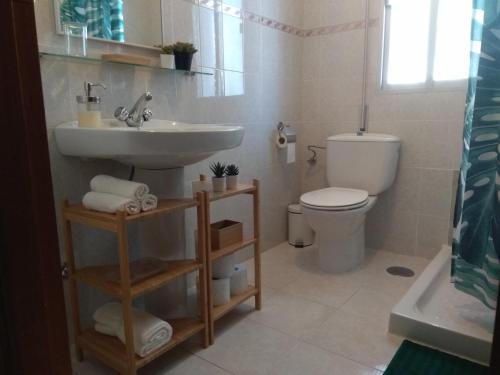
[60,0,125,42]
[452,0,500,309]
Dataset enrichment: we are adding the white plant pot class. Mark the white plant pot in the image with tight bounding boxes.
[160,54,174,69]
[226,175,238,190]
[212,177,226,192]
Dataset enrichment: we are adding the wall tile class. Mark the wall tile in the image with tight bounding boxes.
[416,215,450,259]
[417,169,453,218]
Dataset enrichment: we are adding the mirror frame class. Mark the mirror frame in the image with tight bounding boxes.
[52,0,163,51]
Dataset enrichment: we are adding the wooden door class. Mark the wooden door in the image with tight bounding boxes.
[0,0,72,374]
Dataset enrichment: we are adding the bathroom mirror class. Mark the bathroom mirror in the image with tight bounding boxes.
[53,0,163,48]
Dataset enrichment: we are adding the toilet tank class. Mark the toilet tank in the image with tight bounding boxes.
[326,133,400,195]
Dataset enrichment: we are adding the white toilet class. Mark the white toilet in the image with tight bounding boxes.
[300,133,400,273]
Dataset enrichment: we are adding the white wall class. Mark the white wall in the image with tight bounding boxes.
[298,0,465,259]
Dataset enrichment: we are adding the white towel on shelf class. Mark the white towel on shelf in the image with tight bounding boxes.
[93,303,173,358]
[140,194,158,212]
[83,192,141,215]
[94,323,116,336]
[90,175,150,200]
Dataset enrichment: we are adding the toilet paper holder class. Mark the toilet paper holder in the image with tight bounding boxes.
[277,122,296,143]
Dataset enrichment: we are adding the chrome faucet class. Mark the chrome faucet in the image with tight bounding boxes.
[114,92,153,128]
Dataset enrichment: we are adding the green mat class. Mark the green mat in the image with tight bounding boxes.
[384,340,489,375]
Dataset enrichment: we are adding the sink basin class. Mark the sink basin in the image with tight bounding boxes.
[55,120,245,169]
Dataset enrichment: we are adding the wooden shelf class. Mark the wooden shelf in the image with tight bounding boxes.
[211,238,257,261]
[64,192,209,374]
[200,178,261,345]
[64,198,198,232]
[206,184,256,202]
[77,318,205,373]
[213,286,258,321]
[74,260,202,299]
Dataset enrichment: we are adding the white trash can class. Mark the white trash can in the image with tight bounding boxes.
[288,204,314,248]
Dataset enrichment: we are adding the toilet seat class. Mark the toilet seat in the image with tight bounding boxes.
[300,187,369,211]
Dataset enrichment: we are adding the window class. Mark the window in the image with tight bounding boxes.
[382,0,473,88]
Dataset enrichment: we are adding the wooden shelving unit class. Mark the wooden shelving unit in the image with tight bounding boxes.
[199,177,262,344]
[62,193,209,375]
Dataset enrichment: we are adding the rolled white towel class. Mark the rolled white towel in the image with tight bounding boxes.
[90,175,149,200]
[95,323,116,336]
[140,194,158,212]
[93,303,173,358]
[83,192,141,215]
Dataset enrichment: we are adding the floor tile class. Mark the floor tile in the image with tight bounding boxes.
[268,342,382,375]
[301,309,403,372]
[356,250,429,298]
[188,318,300,375]
[341,288,402,326]
[72,348,231,375]
[141,347,231,375]
[245,257,304,289]
[244,292,333,338]
[282,272,362,308]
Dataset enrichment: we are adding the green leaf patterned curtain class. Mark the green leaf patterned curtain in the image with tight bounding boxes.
[60,0,125,42]
[452,0,500,310]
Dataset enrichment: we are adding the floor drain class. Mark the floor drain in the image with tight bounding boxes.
[386,266,415,277]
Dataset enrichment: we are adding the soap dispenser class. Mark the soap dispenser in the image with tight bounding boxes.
[77,81,106,128]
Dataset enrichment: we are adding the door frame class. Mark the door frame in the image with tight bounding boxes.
[0,0,71,374]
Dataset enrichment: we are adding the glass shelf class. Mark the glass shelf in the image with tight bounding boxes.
[39,51,213,76]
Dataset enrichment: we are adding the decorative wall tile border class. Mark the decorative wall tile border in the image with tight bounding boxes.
[298,19,379,37]
[183,0,378,37]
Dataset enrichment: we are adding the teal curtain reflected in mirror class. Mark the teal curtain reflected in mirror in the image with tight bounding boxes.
[60,0,125,42]
[452,0,500,309]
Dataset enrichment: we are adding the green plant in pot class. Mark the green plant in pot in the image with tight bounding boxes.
[210,162,227,192]
[225,164,239,190]
[156,44,175,68]
[172,42,198,71]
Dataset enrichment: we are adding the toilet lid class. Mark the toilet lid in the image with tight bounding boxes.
[300,187,369,210]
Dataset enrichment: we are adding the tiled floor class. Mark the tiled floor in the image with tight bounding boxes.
[73,242,429,375]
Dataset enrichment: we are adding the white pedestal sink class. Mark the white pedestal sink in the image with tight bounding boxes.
[55,120,245,169]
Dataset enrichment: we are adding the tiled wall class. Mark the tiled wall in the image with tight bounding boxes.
[35,0,302,324]
[298,0,465,259]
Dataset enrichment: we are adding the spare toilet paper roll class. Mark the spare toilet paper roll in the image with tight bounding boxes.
[275,131,288,149]
[230,264,248,296]
[212,278,231,306]
[212,253,236,279]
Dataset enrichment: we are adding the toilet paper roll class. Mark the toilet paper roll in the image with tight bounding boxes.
[275,132,288,149]
[230,264,248,296]
[212,253,236,279]
[212,278,231,306]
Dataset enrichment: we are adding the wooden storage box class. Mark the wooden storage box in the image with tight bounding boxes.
[211,220,243,250]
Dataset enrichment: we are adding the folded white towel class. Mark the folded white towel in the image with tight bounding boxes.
[90,175,149,200]
[140,194,158,212]
[83,192,141,215]
[94,303,173,358]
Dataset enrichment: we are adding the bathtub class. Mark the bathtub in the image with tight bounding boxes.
[389,245,495,365]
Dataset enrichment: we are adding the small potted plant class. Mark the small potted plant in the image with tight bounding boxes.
[157,44,174,68]
[210,162,226,192]
[225,164,239,190]
[172,42,198,71]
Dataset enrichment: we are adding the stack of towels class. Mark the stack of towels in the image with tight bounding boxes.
[83,175,158,215]
[94,302,173,357]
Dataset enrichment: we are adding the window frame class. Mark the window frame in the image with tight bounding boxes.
[381,0,470,91]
